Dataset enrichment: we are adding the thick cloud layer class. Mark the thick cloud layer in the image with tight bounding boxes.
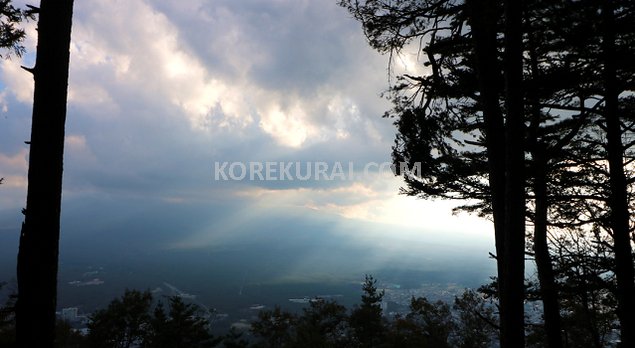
[0,0,493,268]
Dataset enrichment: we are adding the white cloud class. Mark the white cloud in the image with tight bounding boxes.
[0,60,33,104]
[65,134,96,164]
[66,0,392,148]
[0,146,27,176]
[0,148,28,207]
[70,0,239,128]
[258,102,315,148]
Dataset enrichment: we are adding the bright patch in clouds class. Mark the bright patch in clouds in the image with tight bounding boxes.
[259,103,315,148]
[233,175,492,239]
[1,59,33,103]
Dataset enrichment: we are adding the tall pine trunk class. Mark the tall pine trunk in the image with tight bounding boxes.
[531,147,563,348]
[15,1,74,347]
[502,0,526,347]
[527,32,563,348]
[467,1,525,348]
[600,2,635,347]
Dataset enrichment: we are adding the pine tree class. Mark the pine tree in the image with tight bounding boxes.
[349,275,386,347]
[15,1,74,346]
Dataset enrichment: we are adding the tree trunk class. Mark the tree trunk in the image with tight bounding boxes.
[600,2,635,347]
[15,1,74,347]
[501,0,525,348]
[465,0,519,346]
[526,27,563,347]
[502,0,526,347]
[532,146,563,348]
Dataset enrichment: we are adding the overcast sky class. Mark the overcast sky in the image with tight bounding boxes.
[0,0,494,268]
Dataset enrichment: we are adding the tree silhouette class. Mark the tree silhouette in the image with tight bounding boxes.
[547,229,617,347]
[222,328,250,348]
[340,0,526,345]
[452,290,498,348]
[246,276,499,347]
[14,1,74,347]
[0,0,29,58]
[349,275,385,347]
[148,296,217,348]
[87,290,216,348]
[250,306,297,348]
[0,282,17,346]
[598,2,635,344]
[292,299,349,347]
[87,290,153,348]
[340,1,635,346]
[408,297,454,347]
[526,2,635,345]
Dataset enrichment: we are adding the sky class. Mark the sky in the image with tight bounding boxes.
[0,0,495,281]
